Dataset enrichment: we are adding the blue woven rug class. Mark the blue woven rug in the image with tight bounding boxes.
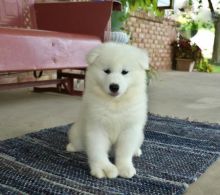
[0,114,220,195]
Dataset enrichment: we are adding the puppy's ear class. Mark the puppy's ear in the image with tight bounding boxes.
[139,50,150,70]
[86,47,101,65]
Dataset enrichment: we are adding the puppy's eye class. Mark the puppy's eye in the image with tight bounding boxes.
[121,70,129,75]
[104,69,111,74]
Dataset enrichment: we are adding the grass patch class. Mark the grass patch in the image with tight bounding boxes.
[212,65,220,73]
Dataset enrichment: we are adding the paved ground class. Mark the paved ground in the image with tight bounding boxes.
[0,71,220,194]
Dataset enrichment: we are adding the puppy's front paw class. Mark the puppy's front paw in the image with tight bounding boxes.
[90,163,118,179]
[117,164,136,178]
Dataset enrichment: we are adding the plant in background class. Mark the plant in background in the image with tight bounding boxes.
[179,19,199,37]
[146,65,158,85]
[198,0,220,64]
[111,9,128,32]
[111,0,164,31]
[178,16,214,38]
[196,59,213,72]
[171,36,203,63]
[171,36,214,73]
[120,0,164,17]
[173,0,215,39]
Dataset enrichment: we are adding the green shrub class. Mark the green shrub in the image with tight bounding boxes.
[196,59,213,72]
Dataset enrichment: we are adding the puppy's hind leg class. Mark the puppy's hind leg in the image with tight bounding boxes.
[134,148,142,157]
[66,122,84,152]
[66,143,77,152]
[134,132,144,157]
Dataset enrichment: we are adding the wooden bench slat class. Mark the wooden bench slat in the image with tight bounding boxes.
[0,28,101,72]
[0,79,66,90]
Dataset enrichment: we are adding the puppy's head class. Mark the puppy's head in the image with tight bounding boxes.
[86,42,149,98]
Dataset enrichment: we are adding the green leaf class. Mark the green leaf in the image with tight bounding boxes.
[111,11,127,31]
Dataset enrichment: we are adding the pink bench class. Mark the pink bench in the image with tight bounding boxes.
[0,1,112,95]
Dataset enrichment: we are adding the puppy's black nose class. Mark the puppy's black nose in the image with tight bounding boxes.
[109,84,119,93]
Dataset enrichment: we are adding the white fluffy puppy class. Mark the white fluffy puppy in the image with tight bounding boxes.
[67,42,149,179]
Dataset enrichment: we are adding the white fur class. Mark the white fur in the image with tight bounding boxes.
[67,42,149,179]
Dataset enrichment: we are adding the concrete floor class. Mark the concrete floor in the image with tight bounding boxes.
[0,71,220,194]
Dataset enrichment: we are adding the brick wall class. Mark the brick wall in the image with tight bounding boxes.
[125,11,177,70]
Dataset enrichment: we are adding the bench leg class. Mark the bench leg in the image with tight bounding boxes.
[33,69,85,96]
[57,70,62,92]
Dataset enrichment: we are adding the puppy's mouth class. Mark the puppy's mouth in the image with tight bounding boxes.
[109,92,119,97]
